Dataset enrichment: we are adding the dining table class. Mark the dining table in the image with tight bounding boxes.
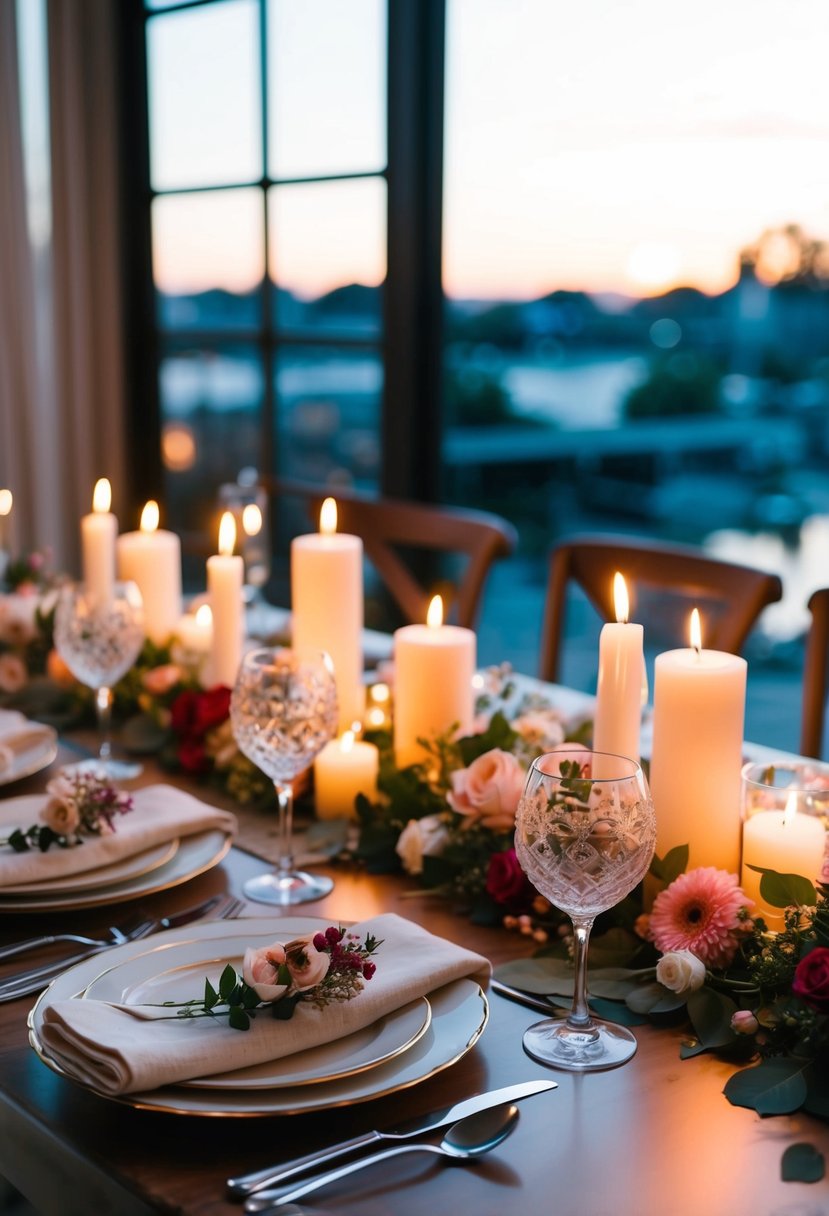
[0,726,827,1216]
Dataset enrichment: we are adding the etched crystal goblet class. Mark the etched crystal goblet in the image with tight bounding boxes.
[54,581,145,778]
[231,646,338,905]
[515,747,656,1071]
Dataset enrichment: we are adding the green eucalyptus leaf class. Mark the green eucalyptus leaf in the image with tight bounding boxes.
[584,928,643,968]
[649,845,689,885]
[588,996,647,1025]
[271,993,301,1021]
[781,1143,825,1183]
[626,981,686,1015]
[227,1005,251,1031]
[686,987,738,1050]
[679,1038,708,1059]
[494,958,574,996]
[120,712,170,755]
[304,818,350,857]
[218,964,238,1001]
[745,867,818,909]
[724,1058,809,1116]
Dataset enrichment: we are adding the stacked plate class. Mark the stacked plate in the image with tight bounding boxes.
[0,710,58,789]
[29,916,489,1116]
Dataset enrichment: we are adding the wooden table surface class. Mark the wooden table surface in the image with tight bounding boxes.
[0,744,827,1216]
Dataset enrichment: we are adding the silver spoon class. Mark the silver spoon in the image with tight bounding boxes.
[243,1102,520,1212]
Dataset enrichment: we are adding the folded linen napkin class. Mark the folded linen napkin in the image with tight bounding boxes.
[0,784,236,887]
[0,711,54,778]
[39,912,491,1095]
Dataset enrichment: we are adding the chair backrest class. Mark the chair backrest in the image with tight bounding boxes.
[539,533,783,683]
[800,587,829,759]
[270,479,518,629]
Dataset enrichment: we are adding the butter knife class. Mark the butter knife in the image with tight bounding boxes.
[490,978,567,1015]
[227,1078,556,1198]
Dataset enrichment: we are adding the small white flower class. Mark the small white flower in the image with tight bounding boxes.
[656,949,706,995]
[395,814,450,875]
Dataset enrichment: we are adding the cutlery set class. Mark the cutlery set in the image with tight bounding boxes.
[0,892,245,1002]
[228,1078,557,1212]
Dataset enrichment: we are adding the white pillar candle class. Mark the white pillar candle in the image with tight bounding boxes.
[649,609,747,873]
[0,488,12,551]
[393,595,476,769]
[291,497,364,732]
[741,792,826,927]
[314,730,379,820]
[593,572,644,770]
[81,478,117,607]
[206,512,243,688]
[116,501,183,644]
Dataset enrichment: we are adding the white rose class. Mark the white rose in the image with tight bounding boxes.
[656,949,706,995]
[395,815,450,876]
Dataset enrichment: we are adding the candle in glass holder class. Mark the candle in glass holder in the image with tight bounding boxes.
[116,500,182,644]
[314,730,379,820]
[593,572,644,771]
[291,497,364,732]
[81,478,117,607]
[741,789,826,926]
[649,608,747,873]
[393,595,476,769]
[207,512,243,687]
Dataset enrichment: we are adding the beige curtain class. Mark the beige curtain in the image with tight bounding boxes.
[0,0,41,556]
[47,0,126,571]
[0,0,126,572]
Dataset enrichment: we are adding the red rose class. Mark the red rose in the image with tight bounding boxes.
[170,689,200,736]
[485,849,531,906]
[193,686,232,734]
[177,737,209,774]
[792,946,829,1012]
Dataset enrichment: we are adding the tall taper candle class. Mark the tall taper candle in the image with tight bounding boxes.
[593,572,644,770]
[207,512,243,687]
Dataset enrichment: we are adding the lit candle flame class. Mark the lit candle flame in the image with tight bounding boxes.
[0,489,12,517]
[369,682,390,705]
[140,500,159,533]
[782,790,799,827]
[613,572,629,624]
[195,603,212,627]
[92,478,112,514]
[242,503,262,536]
[218,511,236,556]
[320,498,337,536]
[690,608,702,655]
[427,595,443,628]
[340,730,355,754]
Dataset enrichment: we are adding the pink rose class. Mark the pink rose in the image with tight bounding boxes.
[447,748,525,831]
[242,942,288,1002]
[284,935,331,991]
[40,796,81,837]
[731,1010,759,1035]
[0,653,27,693]
[141,664,183,696]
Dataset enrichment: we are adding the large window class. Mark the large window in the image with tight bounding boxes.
[139,0,388,548]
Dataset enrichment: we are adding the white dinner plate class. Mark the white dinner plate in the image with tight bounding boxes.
[0,725,58,788]
[82,931,432,1090]
[0,829,231,912]
[0,838,180,895]
[28,916,489,1116]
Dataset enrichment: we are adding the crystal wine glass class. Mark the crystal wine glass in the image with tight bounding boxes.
[230,646,338,905]
[515,748,656,1071]
[54,581,145,779]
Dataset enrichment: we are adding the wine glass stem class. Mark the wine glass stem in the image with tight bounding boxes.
[567,916,595,1029]
[96,686,113,763]
[274,782,295,875]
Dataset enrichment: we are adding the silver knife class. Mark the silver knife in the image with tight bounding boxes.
[490,978,567,1015]
[227,1078,556,1198]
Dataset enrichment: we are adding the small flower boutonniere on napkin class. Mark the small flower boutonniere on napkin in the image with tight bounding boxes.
[151,925,382,1031]
[0,768,133,853]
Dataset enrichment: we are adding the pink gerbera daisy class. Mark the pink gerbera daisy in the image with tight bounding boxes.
[649,867,753,968]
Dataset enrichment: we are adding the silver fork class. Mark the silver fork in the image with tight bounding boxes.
[0,892,243,1002]
[0,915,150,963]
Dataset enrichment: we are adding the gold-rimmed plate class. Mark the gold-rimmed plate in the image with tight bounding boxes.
[28,916,489,1116]
[0,838,180,896]
[81,932,432,1090]
[0,829,231,912]
[0,725,58,788]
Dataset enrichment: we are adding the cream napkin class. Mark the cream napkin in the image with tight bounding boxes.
[40,912,491,1095]
[0,710,54,778]
[0,784,236,887]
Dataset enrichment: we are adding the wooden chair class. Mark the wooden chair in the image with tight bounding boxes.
[539,533,784,683]
[800,587,829,758]
[270,478,518,629]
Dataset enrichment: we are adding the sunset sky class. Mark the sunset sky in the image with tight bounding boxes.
[147,0,829,302]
